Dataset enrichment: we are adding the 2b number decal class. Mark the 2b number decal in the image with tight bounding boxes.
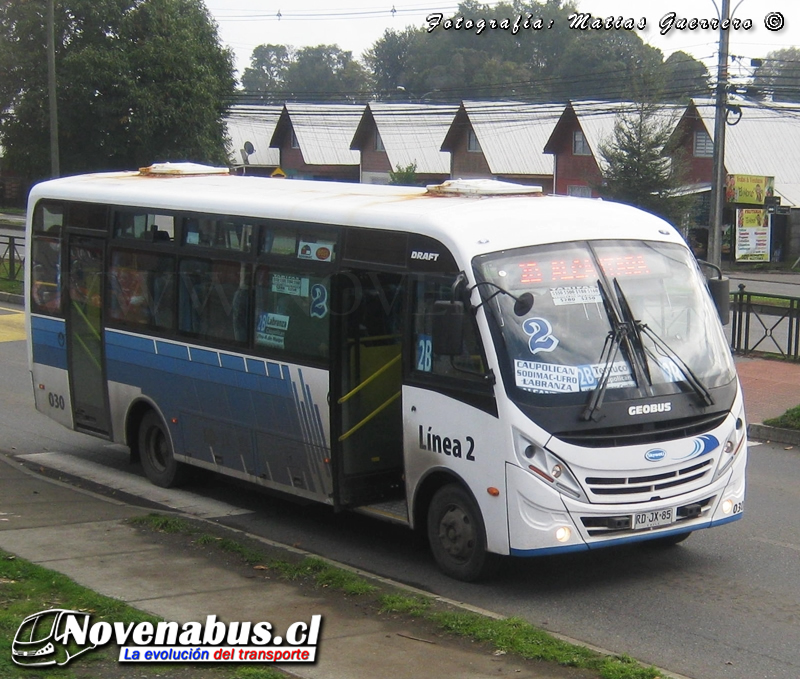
[48,392,66,410]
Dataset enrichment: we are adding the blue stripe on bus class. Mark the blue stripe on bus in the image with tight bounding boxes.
[190,347,220,366]
[220,354,246,372]
[30,316,67,370]
[104,329,297,425]
[155,341,189,360]
[246,358,267,376]
[107,332,155,354]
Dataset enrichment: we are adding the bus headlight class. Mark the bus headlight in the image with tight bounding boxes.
[514,431,587,502]
[714,431,745,480]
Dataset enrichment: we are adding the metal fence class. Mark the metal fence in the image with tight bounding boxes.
[730,284,800,360]
[0,235,24,281]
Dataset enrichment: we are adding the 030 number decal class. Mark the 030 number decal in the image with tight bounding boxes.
[48,392,66,410]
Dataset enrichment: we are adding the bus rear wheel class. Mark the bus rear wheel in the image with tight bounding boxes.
[427,484,495,582]
[138,411,184,488]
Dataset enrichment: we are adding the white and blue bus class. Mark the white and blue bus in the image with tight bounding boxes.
[26,165,746,580]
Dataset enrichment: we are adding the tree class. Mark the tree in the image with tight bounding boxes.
[0,0,235,181]
[283,45,369,100]
[662,52,710,100]
[597,103,694,226]
[363,27,419,95]
[240,44,293,99]
[388,162,418,186]
[752,48,800,102]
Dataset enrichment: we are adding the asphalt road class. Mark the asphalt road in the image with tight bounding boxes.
[2,302,800,679]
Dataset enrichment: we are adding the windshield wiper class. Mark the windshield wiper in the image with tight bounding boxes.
[614,278,712,407]
[582,279,637,421]
[613,279,652,387]
[581,322,624,422]
[636,323,714,407]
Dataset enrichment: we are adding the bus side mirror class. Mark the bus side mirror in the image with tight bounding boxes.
[432,300,465,356]
[707,276,730,325]
[697,260,730,325]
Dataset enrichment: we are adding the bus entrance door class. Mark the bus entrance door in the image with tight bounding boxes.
[333,271,404,507]
[65,236,110,436]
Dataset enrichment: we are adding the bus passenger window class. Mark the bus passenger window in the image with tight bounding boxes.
[261,227,336,262]
[114,211,174,241]
[413,276,487,381]
[178,258,248,344]
[253,268,329,360]
[109,250,174,329]
[30,203,64,315]
[183,217,253,252]
[31,233,62,315]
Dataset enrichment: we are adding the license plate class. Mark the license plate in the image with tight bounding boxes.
[633,508,675,530]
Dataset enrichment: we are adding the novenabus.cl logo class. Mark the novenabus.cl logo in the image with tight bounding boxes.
[12,609,322,666]
[12,609,97,667]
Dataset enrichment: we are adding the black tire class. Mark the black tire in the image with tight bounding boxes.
[644,531,692,548]
[427,484,496,582]
[138,411,184,488]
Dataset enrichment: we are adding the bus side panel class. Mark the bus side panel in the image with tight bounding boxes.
[104,329,333,501]
[29,315,74,430]
[403,386,510,556]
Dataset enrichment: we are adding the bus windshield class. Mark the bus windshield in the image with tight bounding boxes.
[475,240,735,404]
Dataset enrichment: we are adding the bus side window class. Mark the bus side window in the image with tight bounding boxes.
[178,258,247,344]
[30,203,64,315]
[253,267,329,360]
[412,276,487,381]
[108,250,174,329]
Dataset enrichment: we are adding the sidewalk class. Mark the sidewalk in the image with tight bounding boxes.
[735,356,800,444]
[0,453,589,679]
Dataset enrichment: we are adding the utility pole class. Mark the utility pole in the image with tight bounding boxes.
[708,0,731,269]
[47,0,60,178]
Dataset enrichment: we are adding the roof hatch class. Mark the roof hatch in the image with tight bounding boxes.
[426,178,542,196]
[138,162,230,176]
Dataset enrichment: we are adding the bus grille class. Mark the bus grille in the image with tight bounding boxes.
[583,459,714,502]
[554,412,727,448]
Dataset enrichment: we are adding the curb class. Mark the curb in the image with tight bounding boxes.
[748,423,800,446]
[0,292,23,305]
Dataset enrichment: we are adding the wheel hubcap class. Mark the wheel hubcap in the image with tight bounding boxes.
[438,505,475,561]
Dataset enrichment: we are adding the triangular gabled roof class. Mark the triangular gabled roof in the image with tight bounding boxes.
[225,105,282,167]
[674,98,800,206]
[270,103,362,166]
[351,103,457,174]
[442,101,561,176]
[545,100,683,171]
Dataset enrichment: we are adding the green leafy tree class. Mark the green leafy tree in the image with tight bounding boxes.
[363,27,419,95]
[0,0,235,181]
[241,44,293,99]
[388,162,418,186]
[283,45,369,100]
[662,51,710,100]
[597,103,694,226]
[752,47,800,102]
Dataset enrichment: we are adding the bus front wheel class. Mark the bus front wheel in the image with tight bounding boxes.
[427,484,495,582]
[138,411,184,488]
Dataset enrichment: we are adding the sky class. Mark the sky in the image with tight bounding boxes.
[203,0,800,80]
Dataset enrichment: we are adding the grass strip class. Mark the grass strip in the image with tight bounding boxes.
[129,513,663,679]
[380,594,661,679]
[764,403,800,430]
[0,549,290,679]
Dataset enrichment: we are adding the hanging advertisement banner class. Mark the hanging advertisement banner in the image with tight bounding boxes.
[725,174,775,205]
[735,208,770,261]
